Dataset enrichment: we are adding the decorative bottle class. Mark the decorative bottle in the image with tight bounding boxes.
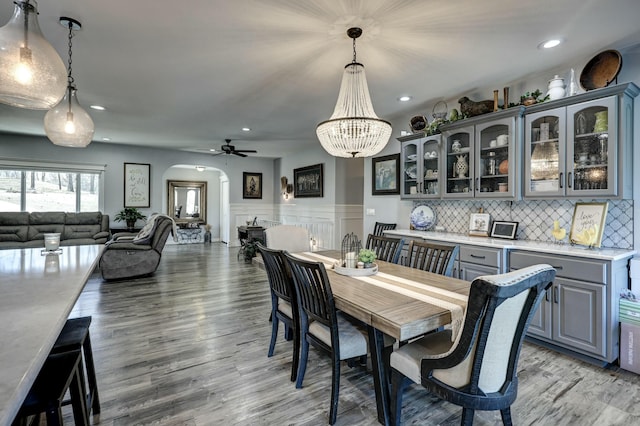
[568,68,580,96]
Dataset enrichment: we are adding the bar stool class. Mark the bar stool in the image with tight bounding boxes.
[13,350,89,426]
[51,316,101,420]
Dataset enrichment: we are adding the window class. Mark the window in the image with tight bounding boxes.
[0,162,104,212]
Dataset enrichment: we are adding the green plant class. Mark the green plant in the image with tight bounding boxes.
[520,89,549,105]
[114,207,146,223]
[244,239,260,262]
[358,248,376,264]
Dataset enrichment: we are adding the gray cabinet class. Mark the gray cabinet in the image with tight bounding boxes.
[398,133,441,199]
[509,250,629,363]
[459,245,502,280]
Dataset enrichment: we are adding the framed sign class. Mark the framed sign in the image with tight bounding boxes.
[124,163,150,208]
[490,221,519,239]
[294,163,323,198]
[469,213,491,237]
[243,172,263,199]
[372,154,400,195]
[569,202,608,248]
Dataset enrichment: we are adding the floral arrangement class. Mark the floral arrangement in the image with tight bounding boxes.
[358,248,376,265]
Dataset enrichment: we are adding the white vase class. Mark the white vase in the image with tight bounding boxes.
[455,155,468,178]
[547,75,566,100]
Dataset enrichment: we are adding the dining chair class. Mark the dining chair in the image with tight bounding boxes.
[405,240,459,277]
[283,252,368,425]
[365,234,403,264]
[373,221,397,236]
[256,243,300,382]
[265,225,310,253]
[390,264,556,426]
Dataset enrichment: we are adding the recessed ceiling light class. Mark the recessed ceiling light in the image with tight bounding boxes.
[195,165,205,172]
[539,39,562,49]
[90,105,105,110]
[102,137,111,141]
[242,127,251,132]
[398,96,412,102]
[209,148,216,152]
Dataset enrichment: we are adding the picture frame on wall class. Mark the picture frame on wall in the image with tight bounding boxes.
[469,213,491,237]
[124,162,150,208]
[569,202,608,248]
[372,154,400,195]
[490,221,519,239]
[242,172,263,199]
[294,163,324,198]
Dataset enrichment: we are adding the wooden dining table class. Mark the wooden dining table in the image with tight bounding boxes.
[0,244,104,426]
[256,250,470,425]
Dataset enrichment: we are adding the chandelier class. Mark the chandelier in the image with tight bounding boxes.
[316,27,392,158]
[0,0,67,109]
[44,17,94,148]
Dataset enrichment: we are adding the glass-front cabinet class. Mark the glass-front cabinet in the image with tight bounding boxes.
[524,83,638,199]
[399,134,441,199]
[441,111,519,199]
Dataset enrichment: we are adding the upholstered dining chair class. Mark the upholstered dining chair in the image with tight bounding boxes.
[365,234,404,264]
[390,264,556,426]
[283,252,368,425]
[406,240,459,277]
[373,221,397,236]
[265,225,310,253]
[256,243,299,382]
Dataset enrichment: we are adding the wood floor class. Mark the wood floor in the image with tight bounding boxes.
[61,243,640,425]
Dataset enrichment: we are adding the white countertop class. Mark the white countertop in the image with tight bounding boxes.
[385,229,636,262]
[0,244,104,426]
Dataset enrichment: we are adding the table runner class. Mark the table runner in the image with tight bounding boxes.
[294,252,467,340]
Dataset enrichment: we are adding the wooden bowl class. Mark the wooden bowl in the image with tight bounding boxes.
[580,50,622,91]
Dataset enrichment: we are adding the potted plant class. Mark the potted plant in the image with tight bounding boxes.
[520,89,549,106]
[244,239,261,263]
[358,248,377,268]
[114,207,147,230]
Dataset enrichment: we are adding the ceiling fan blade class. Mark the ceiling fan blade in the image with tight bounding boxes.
[211,151,225,156]
[234,149,257,153]
[232,151,248,157]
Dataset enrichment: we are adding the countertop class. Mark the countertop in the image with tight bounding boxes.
[385,229,636,262]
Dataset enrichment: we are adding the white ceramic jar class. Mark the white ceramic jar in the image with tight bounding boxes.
[547,75,566,100]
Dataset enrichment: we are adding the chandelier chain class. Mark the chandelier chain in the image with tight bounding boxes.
[67,21,74,86]
[352,37,357,64]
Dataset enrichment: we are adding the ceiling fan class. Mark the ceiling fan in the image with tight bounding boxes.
[212,139,257,157]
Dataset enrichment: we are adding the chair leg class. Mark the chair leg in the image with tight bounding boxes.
[69,364,90,426]
[284,323,293,341]
[82,333,101,416]
[268,311,279,357]
[500,407,513,426]
[295,335,309,389]
[290,325,300,382]
[329,355,341,425]
[461,408,474,426]
[390,369,411,426]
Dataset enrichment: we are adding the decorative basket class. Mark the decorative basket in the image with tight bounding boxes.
[432,100,448,120]
[410,115,428,132]
[334,263,378,277]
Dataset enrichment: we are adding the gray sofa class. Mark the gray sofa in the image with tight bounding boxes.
[0,211,110,249]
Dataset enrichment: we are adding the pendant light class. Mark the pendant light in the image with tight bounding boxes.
[316,27,392,158]
[0,0,67,109]
[44,17,94,148]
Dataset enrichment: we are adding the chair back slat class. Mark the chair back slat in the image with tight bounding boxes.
[373,222,397,236]
[256,243,294,303]
[365,234,403,264]
[406,240,459,277]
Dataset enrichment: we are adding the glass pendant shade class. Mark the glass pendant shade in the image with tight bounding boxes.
[44,87,94,147]
[317,62,392,158]
[0,1,67,109]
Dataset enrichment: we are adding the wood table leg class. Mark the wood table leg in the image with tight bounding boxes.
[368,326,390,425]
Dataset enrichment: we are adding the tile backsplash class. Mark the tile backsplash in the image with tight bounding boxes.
[413,199,633,249]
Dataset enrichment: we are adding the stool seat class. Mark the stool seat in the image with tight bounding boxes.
[16,350,88,426]
[52,316,100,419]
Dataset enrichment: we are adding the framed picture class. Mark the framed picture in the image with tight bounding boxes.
[490,221,519,239]
[124,163,150,208]
[243,172,262,199]
[294,163,323,198]
[569,202,608,248]
[372,154,400,195]
[469,213,491,237]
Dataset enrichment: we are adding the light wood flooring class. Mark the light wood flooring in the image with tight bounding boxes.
[60,243,640,425]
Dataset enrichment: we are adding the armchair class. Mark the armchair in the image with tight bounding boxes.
[99,215,176,280]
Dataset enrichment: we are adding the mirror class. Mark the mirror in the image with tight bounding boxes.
[167,180,207,226]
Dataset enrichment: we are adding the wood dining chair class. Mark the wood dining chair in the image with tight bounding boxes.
[373,221,397,236]
[365,234,404,264]
[390,264,556,426]
[256,243,300,382]
[405,240,459,277]
[283,253,368,425]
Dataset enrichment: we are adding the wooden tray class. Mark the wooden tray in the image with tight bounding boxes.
[334,263,378,276]
[580,50,622,91]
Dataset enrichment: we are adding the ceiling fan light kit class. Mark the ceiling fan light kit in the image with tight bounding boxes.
[213,139,257,157]
[0,0,67,109]
[44,17,94,147]
[316,27,392,158]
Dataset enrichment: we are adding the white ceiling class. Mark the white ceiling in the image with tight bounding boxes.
[2,0,640,158]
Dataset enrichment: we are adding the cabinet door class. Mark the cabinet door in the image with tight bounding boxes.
[525,107,566,197]
[566,96,618,197]
[528,290,553,339]
[553,277,605,357]
[443,125,474,198]
[400,139,421,198]
[459,261,498,281]
[475,117,516,198]
[421,135,441,197]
